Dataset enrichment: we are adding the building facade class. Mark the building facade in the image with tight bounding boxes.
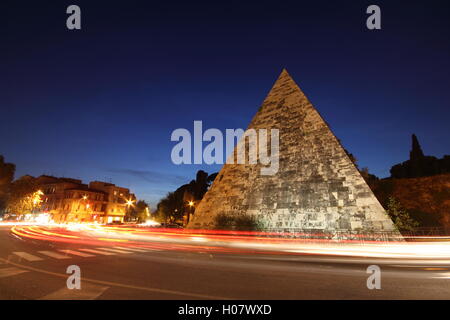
[37,175,135,224]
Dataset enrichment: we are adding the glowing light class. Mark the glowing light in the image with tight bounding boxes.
[190,236,206,242]
[140,220,160,227]
[7,223,450,264]
[35,213,51,224]
[31,190,44,206]
[188,201,194,207]
[98,238,129,242]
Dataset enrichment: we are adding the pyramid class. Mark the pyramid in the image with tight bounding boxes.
[188,69,398,234]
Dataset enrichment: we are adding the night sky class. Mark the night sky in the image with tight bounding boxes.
[2,1,449,208]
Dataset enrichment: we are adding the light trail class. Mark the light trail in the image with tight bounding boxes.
[4,223,450,262]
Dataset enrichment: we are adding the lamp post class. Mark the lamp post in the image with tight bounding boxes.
[125,198,134,223]
[81,194,89,223]
[145,206,150,222]
[186,201,195,225]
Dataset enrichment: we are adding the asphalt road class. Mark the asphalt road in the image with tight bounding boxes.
[0,226,449,300]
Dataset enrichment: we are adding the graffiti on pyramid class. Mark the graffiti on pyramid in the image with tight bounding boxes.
[188,69,399,234]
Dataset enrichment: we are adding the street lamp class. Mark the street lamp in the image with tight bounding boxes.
[80,194,90,223]
[186,201,195,225]
[124,198,135,223]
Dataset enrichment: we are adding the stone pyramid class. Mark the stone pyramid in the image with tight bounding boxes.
[188,69,398,234]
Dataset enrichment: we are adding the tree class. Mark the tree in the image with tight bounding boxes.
[135,200,150,223]
[156,191,184,223]
[360,167,379,185]
[386,197,420,232]
[0,156,15,214]
[183,170,217,201]
[124,205,137,222]
[390,134,450,178]
[345,150,358,168]
[124,200,150,223]
[6,175,41,217]
[192,170,208,199]
[154,170,218,224]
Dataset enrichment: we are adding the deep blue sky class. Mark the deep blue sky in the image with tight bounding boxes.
[2,1,449,208]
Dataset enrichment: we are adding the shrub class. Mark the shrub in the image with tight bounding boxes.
[214,213,235,230]
[214,213,262,231]
[386,197,420,232]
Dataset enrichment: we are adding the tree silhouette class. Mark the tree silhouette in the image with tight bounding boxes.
[0,156,16,213]
[391,134,450,178]
[6,175,39,216]
[155,170,218,223]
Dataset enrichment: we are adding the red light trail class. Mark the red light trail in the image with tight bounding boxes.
[5,223,450,263]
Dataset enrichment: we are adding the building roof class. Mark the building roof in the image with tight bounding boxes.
[65,186,108,195]
[90,181,116,187]
[37,175,83,185]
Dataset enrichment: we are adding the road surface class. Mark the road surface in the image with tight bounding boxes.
[0,225,449,299]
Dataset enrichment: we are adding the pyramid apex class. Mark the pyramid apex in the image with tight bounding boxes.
[280,68,290,76]
[269,68,304,96]
[277,68,298,83]
[273,68,297,86]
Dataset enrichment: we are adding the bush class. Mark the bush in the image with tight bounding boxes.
[214,213,262,231]
[215,213,235,230]
[386,197,420,232]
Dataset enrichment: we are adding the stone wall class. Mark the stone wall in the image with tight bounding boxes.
[188,69,398,235]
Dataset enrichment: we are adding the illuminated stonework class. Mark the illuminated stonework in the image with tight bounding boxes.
[188,69,398,234]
